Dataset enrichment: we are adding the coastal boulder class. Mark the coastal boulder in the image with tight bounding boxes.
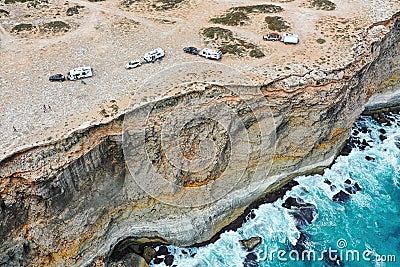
[240,237,262,251]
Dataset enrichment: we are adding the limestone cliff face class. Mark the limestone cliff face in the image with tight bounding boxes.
[1,15,399,267]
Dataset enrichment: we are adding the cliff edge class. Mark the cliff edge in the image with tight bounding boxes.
[1,6,400,267]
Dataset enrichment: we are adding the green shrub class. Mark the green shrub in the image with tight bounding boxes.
[5,0,33,4]
[249,49,265,58]
[316,38,326,44]
[265,16,290,31]
[221,44,244,55]
[233,4,283,14]
[203,27,233,40]
[155,0,184,10]
[40,21,70,33]
[210,11,249,26]
[210,4,283,26]
[310,0,336,11]
[11,23,34,33]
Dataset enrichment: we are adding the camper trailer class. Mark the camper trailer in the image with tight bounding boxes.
[144,48,165,62]
[281,33,299,44]
[199,48,222,60]
[67,66,93,80]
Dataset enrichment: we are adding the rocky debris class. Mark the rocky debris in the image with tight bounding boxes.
[344,179,362,195]
[273,69,345,91]
[239,237,262,251]
[332,190,350,202]
[142,247,157,263]
[66,5,84,16]
[243,252,259,267]
[395,141,400,149]
[164,254,174,266]
[107,253,149,267]
[282,197,318,229]
[106,237,157,265]
[152,246,176,266]
[367,25,390,43]
[0,9,10,17]
[365,155,375,161]
[292,232,312,253]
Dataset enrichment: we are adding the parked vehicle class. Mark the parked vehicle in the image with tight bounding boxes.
[125,60,141,69]
[183,46,199,55]
[199,48,222,60]
[144,48,165,62]
[49,73,65,82]
[281,33,299,44]
[67,66,93,80]
[263,32,280,41]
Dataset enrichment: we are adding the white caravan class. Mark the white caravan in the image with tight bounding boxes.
[144,48,165,62]
[199,48,222,60]
[281,33,299,44]
[67,66,93,80]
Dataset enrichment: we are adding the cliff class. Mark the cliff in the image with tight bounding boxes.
[1,14,400,267]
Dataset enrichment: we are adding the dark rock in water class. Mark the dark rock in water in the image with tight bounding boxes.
[344,179,351,185]
[365,155,375,161]
[344,184,357,194]
[353,129,359,135]
[247,210,256,220]
[153,256,164,264]
[283,197,318,229]
[379,128,386,134]
[354,182,362,191]
[330,185,336,191]
[291,205,318,228]
[164,254,174,266]
[324,179,332,185]
[157,246,169,256]
[243,252,258,267]
[340,141,353,156]
[360,139,371,150]
[333,190,350,202]
[292,232,312,253]
[240,237,262,251]
[395,142,400,149]
[379,135,387,141]
[282,197,304,209]
[360,126,368,134]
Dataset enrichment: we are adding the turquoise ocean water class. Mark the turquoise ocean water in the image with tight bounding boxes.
[151,112,400,267]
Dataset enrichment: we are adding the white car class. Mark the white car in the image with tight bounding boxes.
[125,60,141,69]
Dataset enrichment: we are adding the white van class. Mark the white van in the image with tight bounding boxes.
[199,48,222,60]
[67,66,93,80]
[144,48,165,62]
[281,33,299,44]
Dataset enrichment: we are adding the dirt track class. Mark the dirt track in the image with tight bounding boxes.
[0,0,399,159]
